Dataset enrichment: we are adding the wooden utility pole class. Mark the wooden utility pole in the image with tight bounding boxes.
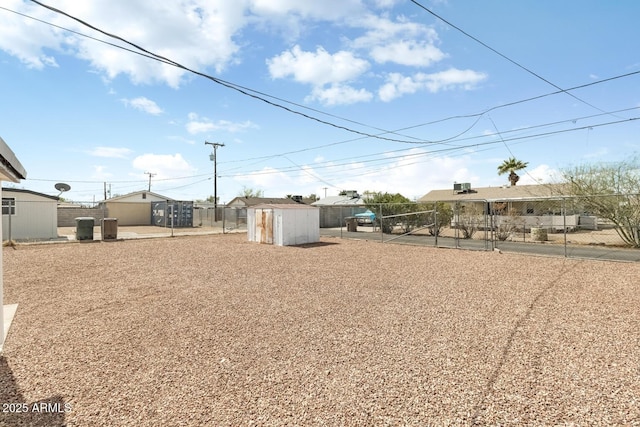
[205,141,225,222]
[144,171,156,191]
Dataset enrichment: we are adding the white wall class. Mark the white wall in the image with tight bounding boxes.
[274,208,319,246]
[2,191,58,241]
[248,206,319,246]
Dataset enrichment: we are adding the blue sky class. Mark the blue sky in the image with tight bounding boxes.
[1,0,639,203]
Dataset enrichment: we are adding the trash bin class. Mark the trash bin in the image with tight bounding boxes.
[346,217,358,232]
[101,218,118,240]
[75,217,95,241]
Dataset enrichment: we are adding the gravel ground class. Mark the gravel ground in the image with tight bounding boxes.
[1,234,639,426]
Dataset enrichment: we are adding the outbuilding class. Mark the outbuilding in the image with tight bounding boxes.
[2,188,59,242]
[247,203,319,246]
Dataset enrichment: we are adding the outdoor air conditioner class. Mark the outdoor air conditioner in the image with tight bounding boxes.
[454,182,471,192]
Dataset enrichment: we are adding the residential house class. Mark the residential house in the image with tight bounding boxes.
[101,191,174,226]
[311,191,369,228]
[418,183,596,230]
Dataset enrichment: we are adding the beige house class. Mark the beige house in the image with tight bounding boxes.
[101,191,173,226]
[418,183,595,231]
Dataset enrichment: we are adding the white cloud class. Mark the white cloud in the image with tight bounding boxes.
[122,97,163,115]
[267,45,370,86]
[349,14,444,68]
[379,69,488,101]
[230,151,479,201]
[518,164,560,185]
[370,40,446,67]
[249,0,363,20]
[233,167,293,192]
[0,0,248,88]
[132,153,196,180]
[0,1,61,69]
[87,147,133,158]
[306,84,373,106]
[91,165,113,180]
[185,113,259,135]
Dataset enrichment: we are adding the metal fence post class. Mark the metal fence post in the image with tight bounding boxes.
[563,197,567,258]
[379,204,383,243]
[434,202,438,247]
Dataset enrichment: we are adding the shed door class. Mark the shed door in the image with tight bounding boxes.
[256,208,273,244]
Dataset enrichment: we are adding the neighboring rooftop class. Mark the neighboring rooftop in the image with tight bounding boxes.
[227,197,301,207]
[418,183,569,202]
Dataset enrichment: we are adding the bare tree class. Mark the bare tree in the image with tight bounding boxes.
[563,159,640,247]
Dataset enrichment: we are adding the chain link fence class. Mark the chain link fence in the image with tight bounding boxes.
[0,199,247,242]
[2,194,638,260]
[319,195,640,261]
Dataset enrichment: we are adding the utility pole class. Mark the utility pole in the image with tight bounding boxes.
[205,141,225,222]
[144,172,156,191]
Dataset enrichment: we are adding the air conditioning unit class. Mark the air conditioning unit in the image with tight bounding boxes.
[454,182,471,192]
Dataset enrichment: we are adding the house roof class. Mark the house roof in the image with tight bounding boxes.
[311,195,366,206]
[0,136,27,182]
[2,187,59,201]
[226,197,300,207]
[418,183,570,202]
[104,190,174,202]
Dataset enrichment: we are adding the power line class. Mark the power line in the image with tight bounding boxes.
[219,116,639,179]
[408,0,619,118]
[6,3,640,153]
[24,0,440,145]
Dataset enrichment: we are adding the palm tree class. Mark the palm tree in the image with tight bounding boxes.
[497,157,529,186]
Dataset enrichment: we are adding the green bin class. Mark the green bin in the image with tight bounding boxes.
[75,217,95,241]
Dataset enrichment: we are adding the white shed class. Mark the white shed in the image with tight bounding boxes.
[2,188,59,241]
[247,203,320,246]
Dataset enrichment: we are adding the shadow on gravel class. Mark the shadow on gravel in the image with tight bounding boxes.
[0,356,67,426]
[470,262,575,425]
[292,242,341,249]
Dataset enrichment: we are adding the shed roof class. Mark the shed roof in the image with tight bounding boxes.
[1,187,59,201]
[418,183,570,202]
[0,136,27,182]
[250,203,319,210]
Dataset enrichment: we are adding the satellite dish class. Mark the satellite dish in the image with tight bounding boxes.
[55,182,71,196]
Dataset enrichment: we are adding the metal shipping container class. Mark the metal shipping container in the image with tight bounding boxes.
[151,201,194,228]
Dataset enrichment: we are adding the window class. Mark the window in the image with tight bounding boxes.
[142,192,147,199]
[526,203,534,215]
[2,197,16,215]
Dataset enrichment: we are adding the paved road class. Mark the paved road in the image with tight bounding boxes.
[320,228,640,262]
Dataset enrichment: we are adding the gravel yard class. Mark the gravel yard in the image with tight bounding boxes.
[1,233,639,426]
